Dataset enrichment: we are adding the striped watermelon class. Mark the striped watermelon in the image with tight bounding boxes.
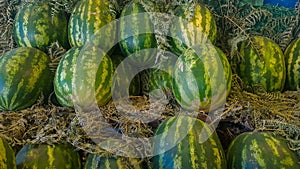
[84,153,146,169]
[152,115,227,169]
[68,0,117,48]
[54,46,82,107]
[0,137,16,169]
[172,44,232,112]
[238,36,286,92]
[0,47,52,111]
[16,143,81,169]
[169,3,217,56]
[13,1,69,52]
[72,45,114,107]
[284,37,300,91]
[110,53,141,98]
[143,53,178,98]
[119,1,157,66]
[227,132,300,168]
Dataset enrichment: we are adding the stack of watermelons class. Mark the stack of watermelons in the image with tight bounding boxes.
[0,0,299,168]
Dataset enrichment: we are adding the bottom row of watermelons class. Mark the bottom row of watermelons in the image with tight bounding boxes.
[1,116,299,169]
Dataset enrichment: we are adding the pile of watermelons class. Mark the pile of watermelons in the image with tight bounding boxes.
[0,0,299,168]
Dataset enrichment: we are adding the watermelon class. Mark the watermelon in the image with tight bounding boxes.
[84,153,146,169]
[0,137,16,169]
[152,115,227,169]
[143,53,178,98]
[72,44,115,107]
[169,3,217,56]
[237,36,286,92]
[119,1,157,66]
[0,47,52,111]
[54,46,82,107]
[68,0,117,48]
[284,37,300,91]
[110,53,141,99]
[16,143,81,169]
[227,132,300,169]
[172,44,232,112]
[13,1,69,52]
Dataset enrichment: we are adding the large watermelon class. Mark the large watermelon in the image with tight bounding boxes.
[84,153,146,169]
[284,37,300,91]
[237,36,286,92]
[13,1,69,52]
[119,1,158,66]
[68,0,117,48]
[0,137,16,169]
[227,132,300,168]
[169,3,217,56]
[54,46,82,107]
[152,115,227,169]
[16,143,81,169]
[0,47,52,111]
[172,44,232,112]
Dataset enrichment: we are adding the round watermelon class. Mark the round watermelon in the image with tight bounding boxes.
[118,1,157,66]
[172,44,232,112]
[0,47,52,111]
[152,115,227,169]
[13,1,69,52]
[169,3,217,56]
[68,0,117,48]
[227,132,300,169]
[237,36,286,92]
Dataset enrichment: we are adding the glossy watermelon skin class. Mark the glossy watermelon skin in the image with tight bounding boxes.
[0,47,52,111]
[152,115,227,169]
[284,37,300,91]
[0,137,16,169]
[54,46,82,107]
[119,1,157,66]
[169,3,217,56]
[84,153,146,169]
[16,144,81,169]
[238,36,286,92]
[68,0,117,48]
[13,1,69,52]
[172,44,232,112]
[227,132,300,169]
